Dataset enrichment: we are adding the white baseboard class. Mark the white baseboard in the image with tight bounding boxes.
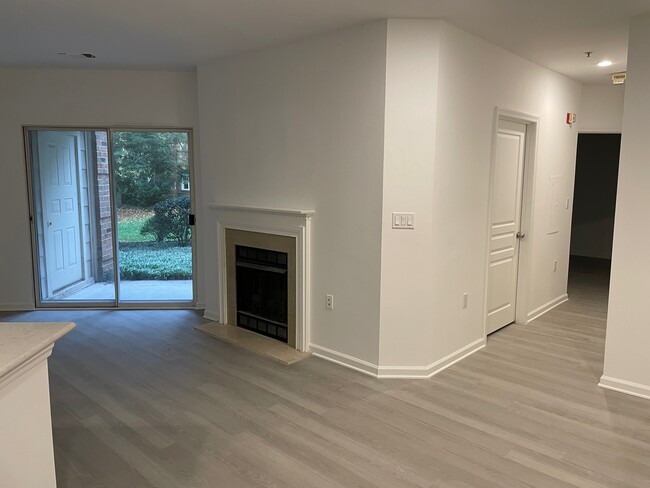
[0,303,35,312]
[203,309,220,322]
[526,294,568,323]
[377,338,486,379]
[599,375,650,401]
[310,338,486,379]
[309,344,379,377]
[195,301,206,310]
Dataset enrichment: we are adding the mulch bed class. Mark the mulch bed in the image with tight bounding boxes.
[117,207,154,221]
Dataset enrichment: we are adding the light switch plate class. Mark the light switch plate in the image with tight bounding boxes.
[392,212,415,229]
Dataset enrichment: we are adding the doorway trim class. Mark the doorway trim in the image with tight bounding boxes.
[483,108,540,338]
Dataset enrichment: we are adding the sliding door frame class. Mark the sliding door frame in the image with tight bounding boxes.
[23,125,197,310]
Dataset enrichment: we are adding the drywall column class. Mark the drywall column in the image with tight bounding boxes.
[601,13,650,400]
[378,19,442,374]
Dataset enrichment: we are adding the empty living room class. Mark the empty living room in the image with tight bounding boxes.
[2,1,650,487]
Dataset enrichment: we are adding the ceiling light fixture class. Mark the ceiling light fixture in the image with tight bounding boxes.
[598,60,613,67]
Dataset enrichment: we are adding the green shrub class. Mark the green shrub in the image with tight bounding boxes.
[141,196,191,246]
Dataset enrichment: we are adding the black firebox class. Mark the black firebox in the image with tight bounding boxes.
[235,245,289,342]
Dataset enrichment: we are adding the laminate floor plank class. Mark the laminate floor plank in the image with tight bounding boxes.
[2,261,650,487]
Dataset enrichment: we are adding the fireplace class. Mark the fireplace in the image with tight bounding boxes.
[211,204,313,351]
[235,245,289,342]
[225,228,297,347]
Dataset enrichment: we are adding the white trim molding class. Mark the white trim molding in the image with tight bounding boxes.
[0,344,53,391]
[203,309,220,322]
[211,204,314,352]
[378,338,486,379]
[309,344,379,377]
[526,294,568,323]
[311,338,486,379]
[209,204,315,217]
[599,376,650,401]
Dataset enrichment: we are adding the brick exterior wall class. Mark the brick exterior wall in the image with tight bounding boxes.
[94,131,114,281]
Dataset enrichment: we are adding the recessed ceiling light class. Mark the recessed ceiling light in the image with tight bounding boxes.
[598,60,613,67]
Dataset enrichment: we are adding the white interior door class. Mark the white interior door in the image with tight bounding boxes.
[38,132,84,294]
[486,119,527,334]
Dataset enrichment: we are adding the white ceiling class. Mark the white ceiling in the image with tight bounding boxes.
[2,0,649,84]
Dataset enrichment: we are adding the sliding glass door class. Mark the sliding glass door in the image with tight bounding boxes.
[112,131,193,302]
[26,128,194,307]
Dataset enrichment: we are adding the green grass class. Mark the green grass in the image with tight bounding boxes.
[117,217,155,243]
[119,244,192,280]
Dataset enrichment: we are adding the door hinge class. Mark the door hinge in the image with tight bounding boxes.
[188,214,196,226]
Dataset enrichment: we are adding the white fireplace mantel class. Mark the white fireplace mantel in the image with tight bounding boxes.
[210,203,314,351]
[209,203,315,217]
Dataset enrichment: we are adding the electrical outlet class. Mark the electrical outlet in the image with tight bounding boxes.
[553,260,558,272]
[463,293,469,309]
[326,294,334,310]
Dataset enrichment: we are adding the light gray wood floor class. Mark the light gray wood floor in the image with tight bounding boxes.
[2,260,649,487]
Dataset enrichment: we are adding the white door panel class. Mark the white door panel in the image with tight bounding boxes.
[38,132,83,294]
[487,120,526,334]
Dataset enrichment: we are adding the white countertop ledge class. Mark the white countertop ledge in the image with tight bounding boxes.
[0,322,75,388]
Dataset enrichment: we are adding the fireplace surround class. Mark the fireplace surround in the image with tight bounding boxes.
[211,204,314,351]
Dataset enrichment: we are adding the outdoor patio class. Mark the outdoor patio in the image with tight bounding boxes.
[55,280,193,302]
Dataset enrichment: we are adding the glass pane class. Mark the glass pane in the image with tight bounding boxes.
[112,131,193,302]
[28,130,116,303]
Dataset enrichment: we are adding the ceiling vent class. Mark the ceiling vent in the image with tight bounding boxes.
[612,72,626,85]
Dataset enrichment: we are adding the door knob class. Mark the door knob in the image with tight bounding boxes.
[47,221,53,227]
[516,231,526,239]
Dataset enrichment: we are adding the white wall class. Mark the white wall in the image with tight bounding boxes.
[376,21,581,372]
[197,21,388,365]
[378,20,442,369]
[570,85,624,261]
[578,85,625,133]
[198,19,581,375]
[601,13,650,400]
[0,69,202,309]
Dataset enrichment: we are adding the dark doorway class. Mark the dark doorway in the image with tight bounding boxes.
[570,133,621,280]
